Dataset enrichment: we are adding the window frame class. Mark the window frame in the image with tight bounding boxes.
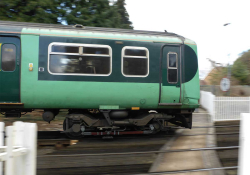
[1,43,17,72]
[121,46,149,78]
[48,42,112,76]
[167,52,178,84]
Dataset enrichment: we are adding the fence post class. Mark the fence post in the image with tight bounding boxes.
[212,95,215,122]
[13,122,25,175]
[5,126,14,175]
[23,123,37,175]
[200,92,203,107]
[238,113,250,175]
[0,122,4,175]
[249,97,250,113]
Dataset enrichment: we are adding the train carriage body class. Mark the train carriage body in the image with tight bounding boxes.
[0,21,199,137]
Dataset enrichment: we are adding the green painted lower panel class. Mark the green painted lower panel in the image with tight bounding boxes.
[22,81,159,109]
[160,86,180,104]
[22,80,199,109]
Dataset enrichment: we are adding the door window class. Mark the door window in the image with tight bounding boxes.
[1,44,16,71]
[167,52,178,83]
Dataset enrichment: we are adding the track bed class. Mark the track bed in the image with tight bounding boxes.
[37,133,174,175]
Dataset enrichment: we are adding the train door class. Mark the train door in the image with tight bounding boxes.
[159,45,181,105]
[0,36,20,102]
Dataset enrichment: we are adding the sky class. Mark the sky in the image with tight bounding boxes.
[125,0,250,79]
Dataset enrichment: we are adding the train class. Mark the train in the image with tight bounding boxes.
[0,21,200,138]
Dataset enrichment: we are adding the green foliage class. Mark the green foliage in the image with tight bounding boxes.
[64,0,122,28]
[210,67,228,85]
[114,0,133,29]
[207,49,250,85]
[0,0,64,24]
[0,0,133,29]
[237,49,250,70]
[232,51,250,84]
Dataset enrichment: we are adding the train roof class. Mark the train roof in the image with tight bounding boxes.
[0,21,196,45]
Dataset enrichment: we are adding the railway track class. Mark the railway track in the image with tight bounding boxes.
[37,119,240,175]
[215,120,239,175]
[37,124,240,140]
[37,133,174,175]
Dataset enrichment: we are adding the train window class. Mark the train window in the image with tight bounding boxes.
[122,46,149,77]
[125,49,147,57]
[167,52,178,83]
[82,47,109,55]
[48,43,112,76]
[1,44,16,71]
[52,45,79,53]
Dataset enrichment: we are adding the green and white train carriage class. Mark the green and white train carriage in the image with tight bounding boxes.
[0,21,199,137]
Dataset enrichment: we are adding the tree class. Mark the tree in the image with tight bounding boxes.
[0,0,133,29]
[0,0,64,24]
[114,0,133,29]
[209,67,227,85]
[232,59,250,85]
[231,49,250,85]
[64,0,122,28]
[237,49,250,70]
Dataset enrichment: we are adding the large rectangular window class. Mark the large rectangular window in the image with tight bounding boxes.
[122,46,149,77]
[167,52,178,83]
[1,44,16,71]
[48,43,112,76]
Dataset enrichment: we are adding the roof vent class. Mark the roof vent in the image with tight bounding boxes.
[73,24,85,29]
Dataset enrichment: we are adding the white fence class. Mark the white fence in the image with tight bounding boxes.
[200,91,250,121]
[0,122,37,175]
[238,113,249,175]
[200,91,215,117]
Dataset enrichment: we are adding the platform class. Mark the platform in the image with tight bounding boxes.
[150,108,225,175]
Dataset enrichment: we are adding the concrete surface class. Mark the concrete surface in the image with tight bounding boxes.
[150,108,225,175]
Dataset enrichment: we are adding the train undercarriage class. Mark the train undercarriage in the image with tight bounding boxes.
[44,109,193,138]
[1,108,193,139]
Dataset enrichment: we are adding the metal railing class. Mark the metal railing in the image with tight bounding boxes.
[200,91,250,121]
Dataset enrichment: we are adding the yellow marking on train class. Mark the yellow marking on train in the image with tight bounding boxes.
[4,48,13,52]
[29,63,33,71]
[131,107,140,110]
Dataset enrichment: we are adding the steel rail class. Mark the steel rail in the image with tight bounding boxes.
[37,132,239,140]
[171,125,240,129]
[178,132,239,136]
[132,166,238,175]
[193,125,239,128]
[37,146,239,158]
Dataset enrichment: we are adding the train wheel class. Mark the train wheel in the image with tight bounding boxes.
[63,119,83,139]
